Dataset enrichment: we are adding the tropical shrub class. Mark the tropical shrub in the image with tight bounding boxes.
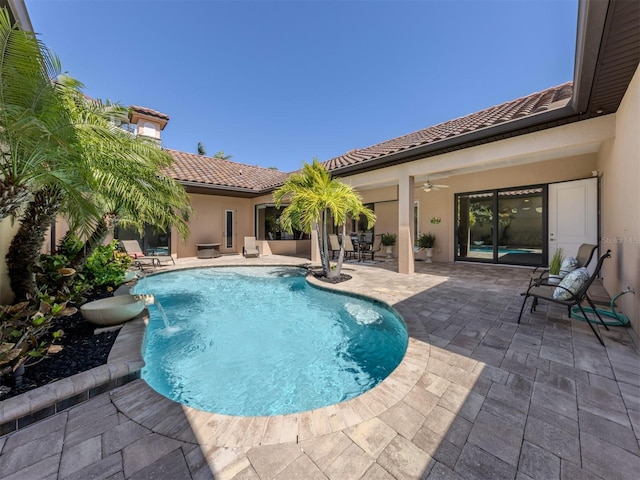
[381,233,397,246]
[417,233,436,249]
[83,241,132,289]
[0,297,75,375]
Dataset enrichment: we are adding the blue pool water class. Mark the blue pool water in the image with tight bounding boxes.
[134,266,408,416]
[470,246,538,255]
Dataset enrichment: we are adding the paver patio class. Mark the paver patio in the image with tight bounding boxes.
[1,255,638,479]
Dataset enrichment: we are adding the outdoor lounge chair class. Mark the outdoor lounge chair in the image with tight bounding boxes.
[120,240,175,268]
[518,249,611,345]
[242,237,260,258]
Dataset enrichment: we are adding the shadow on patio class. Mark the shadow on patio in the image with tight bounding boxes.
[1,258,638,479]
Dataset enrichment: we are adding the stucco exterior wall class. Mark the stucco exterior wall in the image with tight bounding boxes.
[597,67,640,334]
[177,193,253,258]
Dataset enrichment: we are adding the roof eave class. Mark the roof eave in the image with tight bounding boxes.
[1,0,32,31]
[571,0,610,114]
[329,105,580,177]
[178,180,262,198]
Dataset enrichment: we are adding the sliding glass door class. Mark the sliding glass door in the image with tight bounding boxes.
[456,186,546,266]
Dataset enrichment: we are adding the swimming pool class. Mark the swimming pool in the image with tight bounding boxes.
[135,266,408,416]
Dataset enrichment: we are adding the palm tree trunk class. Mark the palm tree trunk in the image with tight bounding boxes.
[67,219,109,272]
[0,180,31,221]
[6,187,64,300]
[320,209,331,277]
[333,222,348,277]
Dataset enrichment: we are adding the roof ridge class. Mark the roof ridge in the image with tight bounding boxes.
[163,148,282,173]
[323,81,574,171]
[358,82,573,152]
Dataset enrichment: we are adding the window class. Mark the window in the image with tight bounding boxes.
[455,186,545,266]
[256,205,309,240]
[115,224,170,255]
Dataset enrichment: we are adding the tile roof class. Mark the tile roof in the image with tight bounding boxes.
[164,149,290,192]
[129,105,170,122]
[163,83,573,194]
[323,82,573,172]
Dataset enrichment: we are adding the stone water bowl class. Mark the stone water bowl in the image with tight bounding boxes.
[80,294,145,327]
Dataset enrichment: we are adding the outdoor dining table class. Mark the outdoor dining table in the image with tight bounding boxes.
[351,237,373,262]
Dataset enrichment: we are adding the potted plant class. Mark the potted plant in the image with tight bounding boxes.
[381,233,397,258]
[548,248,565,285]
[417,233,436,263]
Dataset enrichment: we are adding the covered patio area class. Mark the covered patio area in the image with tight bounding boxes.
[1,257,638,479]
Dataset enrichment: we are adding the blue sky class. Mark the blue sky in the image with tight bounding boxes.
[25,0,578,172]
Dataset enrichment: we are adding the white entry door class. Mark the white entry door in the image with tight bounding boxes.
[548,178,598,270]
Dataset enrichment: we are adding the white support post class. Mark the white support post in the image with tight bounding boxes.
[398,174,415,274]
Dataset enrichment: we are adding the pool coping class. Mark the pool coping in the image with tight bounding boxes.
[1,264,430,445]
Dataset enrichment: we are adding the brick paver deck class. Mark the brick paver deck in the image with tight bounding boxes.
[1,255,638,479]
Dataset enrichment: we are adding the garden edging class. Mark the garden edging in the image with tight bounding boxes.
[0,313,147,436]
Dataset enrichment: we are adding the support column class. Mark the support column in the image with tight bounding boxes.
[398,174,415,274]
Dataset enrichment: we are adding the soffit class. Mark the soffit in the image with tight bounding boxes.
[585,0,640,116]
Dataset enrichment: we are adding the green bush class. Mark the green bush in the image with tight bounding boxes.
[381,233,397,246]
[83,241,132,289]
[417,233,436,248]
[0,297,74,373]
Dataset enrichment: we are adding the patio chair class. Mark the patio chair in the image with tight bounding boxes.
[329,234,341,259]
[343,235,357,260]
[363,234,383,261]
[533,243,598,279]
[518,249,611,345]
[120,240,174,268]
[530,243,598,313]
[242,237,260,258]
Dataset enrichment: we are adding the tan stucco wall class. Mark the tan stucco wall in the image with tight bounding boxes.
[182,192,311,258]
[360,186,397,204]
[178,193,254,257]
[597,67,640,334]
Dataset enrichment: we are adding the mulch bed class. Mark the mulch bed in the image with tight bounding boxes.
[308,270,352,284]
[0,292,118,400]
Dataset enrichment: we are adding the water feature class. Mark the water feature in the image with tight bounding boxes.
[134,266,408,416]
[135,293,181,335]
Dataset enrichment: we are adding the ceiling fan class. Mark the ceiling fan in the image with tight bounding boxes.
[423,180,450,192]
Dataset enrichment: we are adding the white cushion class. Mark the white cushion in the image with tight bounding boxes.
[553,267,590,300]
[559,257,578,277]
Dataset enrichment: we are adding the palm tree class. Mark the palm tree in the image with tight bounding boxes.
[273,159,375,278]
[0,11,191,299]
[7,90,192,299]
[0,8,88,220]
[213,150,232,160]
